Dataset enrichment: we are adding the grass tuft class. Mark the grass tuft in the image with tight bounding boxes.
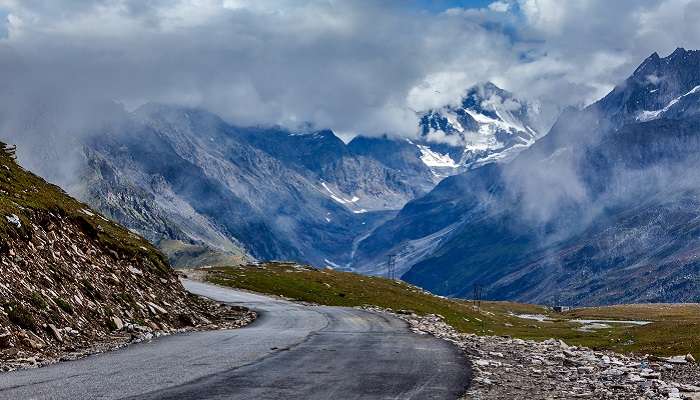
[55,298,74,315]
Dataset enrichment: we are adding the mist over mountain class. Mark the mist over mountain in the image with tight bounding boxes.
[1,80,549,270]
[3,1,700,307]
[363,48,700,305]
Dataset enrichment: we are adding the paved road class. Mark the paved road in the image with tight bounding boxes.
[0,280,470,399]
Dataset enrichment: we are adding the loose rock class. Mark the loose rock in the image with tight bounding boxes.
[362,306,700,400]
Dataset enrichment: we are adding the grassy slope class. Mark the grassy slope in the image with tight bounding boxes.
[158,239,247,268]
[204,263,700,359]
[0,143,169,275]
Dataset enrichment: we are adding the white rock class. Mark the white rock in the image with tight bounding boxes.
[110,317,124,331]
[5,214,21,228]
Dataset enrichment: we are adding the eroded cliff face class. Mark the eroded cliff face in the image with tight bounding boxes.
[0,144,253,371]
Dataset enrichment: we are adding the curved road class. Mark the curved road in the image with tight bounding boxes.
[0,280,470,399]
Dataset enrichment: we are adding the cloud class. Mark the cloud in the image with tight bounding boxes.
[488,1,510,13]
[0,0,515,140]
[0,0,699,145]
[495,0,700,106]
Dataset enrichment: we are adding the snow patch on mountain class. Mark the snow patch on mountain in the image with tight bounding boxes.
[417,145,458,168]
[321,181,357,204]
[320,181,368,214]
[636,85,700,122]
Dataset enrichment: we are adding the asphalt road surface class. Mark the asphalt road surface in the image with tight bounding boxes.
[0,280,470,399]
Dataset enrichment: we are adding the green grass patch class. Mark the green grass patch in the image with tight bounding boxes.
[29,292,48,309]
[203,262,700,359]
[55,298,74,315]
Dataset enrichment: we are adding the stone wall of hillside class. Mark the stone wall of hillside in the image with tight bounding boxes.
[0,210,254,371]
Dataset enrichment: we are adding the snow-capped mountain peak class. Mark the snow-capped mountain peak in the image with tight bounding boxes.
[599,48,700,125]
[416,82,548,171]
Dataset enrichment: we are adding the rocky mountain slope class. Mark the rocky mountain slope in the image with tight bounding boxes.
[79,106,406,269]
[1,79,548,273]
[0,143,252,371]
[358,48,700,305]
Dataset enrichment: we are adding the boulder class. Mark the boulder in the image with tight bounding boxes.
[146,302,167,315]
[21,330,45,350]
[110,317,124,331]
[0,331,12,348]
[47,324,63,343]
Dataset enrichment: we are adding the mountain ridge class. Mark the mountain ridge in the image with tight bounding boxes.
[373,48,700,305]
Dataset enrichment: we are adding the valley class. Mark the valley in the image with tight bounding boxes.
[7,82,547,275]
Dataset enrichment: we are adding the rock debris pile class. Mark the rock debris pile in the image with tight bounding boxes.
[364,307,700,400]
[0,210,256,372]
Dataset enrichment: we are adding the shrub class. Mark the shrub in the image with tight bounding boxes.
[30,292,48,309]
[55,298,74,315]
[81,279,104,301]
[5,303,37,331]
[105,317,118,331]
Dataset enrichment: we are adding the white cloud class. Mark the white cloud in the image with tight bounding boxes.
[488,1,510,13]
[0,0,699,142]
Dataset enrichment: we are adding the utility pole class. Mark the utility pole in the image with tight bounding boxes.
[473,284,483,310]
[387,254,396,281]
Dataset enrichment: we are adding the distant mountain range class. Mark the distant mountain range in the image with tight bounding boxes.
[359,48,700,305]
[10,50,700,306]
[4,81,547,271]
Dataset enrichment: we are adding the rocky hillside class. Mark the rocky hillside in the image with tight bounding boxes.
[0,143,252,371]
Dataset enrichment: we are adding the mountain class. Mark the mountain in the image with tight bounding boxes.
[360,48,700,305]
[0,82,547,272]
[0,142,248,368]
[601,47,700,126]
[79,106,397,269]
[350,82,550,276]
[2,103,431,269]
[228,128,437,213]
[417,82,548,171]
